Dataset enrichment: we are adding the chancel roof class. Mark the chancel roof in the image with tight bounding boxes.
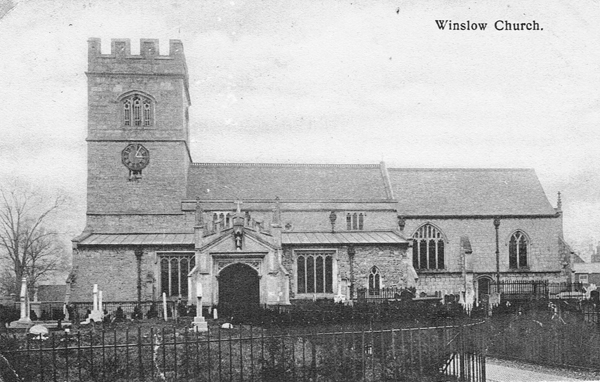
[388,168,556,216]
[187,163,390,200]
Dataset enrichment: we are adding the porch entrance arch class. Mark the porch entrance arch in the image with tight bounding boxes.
[218,263,260,319]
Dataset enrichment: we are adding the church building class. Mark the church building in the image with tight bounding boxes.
[70,39,569,308]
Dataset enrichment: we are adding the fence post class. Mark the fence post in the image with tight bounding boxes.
[459,324,465,381]
[137,326,144,380]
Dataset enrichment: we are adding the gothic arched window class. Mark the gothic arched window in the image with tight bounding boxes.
[159,252,195,298]
[509,231,528,269]
[368,266,380,295]
[121,93,153,127]
[296,252,334,294]
[412,224,445,270]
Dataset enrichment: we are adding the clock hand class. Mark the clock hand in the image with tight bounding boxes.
[135,146,144,158]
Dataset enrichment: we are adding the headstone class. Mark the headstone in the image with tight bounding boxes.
[163,292,168,321]
[192,281,208,332]
[30,284,41,319]
[9,277,33,328]
[114,306,126,322]
[80,284,104,324]
[333,283,346,303]
[221,323,233,329]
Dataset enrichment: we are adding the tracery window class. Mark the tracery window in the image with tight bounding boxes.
[368,266,381,295]
[159,252,195,298]
[412,224,445,270]
[509,231,528,269]
[296,252,334,294]
[346,212,365,230]
[122,93,153,127]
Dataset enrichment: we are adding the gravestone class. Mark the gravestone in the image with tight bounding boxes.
[9,277,33,328]
[81,284,104,324]
[192,281,208,332]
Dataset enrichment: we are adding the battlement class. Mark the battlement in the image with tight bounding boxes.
[87,38,187,75]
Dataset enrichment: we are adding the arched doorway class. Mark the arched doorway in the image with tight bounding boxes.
[218,263,260,320]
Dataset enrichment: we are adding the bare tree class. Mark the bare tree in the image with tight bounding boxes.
[0,184,68,296]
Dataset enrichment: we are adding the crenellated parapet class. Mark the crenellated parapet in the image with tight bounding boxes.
[87,38,188,77]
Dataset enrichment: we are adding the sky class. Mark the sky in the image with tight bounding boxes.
[0,0,599,256]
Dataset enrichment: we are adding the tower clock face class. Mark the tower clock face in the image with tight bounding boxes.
[121,143,150,170]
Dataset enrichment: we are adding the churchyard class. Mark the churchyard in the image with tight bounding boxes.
[2,281,600,381]
[0,302,486,382]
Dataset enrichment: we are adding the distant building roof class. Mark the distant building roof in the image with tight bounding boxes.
[187,163,390,201]
[573,262,600,274]
[37,285,66,302]
[388,168,557,216]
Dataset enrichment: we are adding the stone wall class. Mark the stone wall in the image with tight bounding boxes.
[87,141,190,217]
[282,244,408,300]
[402,217,563,275]
[86,213,193,234]
[69,245,194,302]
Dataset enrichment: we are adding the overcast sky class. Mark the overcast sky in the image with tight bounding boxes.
[0,0,599,253]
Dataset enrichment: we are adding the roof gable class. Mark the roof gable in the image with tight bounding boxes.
[388,168,556,216]
[187,163,389,201]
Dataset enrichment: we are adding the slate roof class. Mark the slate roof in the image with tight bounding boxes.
[282,231,406,245]
[37,285,67,302]
[388,168,556,216]
[187,163,389,200]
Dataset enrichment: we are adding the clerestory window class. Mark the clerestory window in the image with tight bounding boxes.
[346,212,365,230]
[509,231,528,269]
[412,224,445,270]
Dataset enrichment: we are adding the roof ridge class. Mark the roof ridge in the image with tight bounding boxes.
[191,162,380,168]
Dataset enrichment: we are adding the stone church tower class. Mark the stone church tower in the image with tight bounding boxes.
[86,38,191,225]
[71,39,196,302]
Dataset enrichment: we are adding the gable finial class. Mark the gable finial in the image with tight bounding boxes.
[557,191,562,211]
[235,200,242,214]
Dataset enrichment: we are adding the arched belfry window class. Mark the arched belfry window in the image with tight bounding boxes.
[368,266,381,295]
[120,92,154,127]
[412,224,445,270]
[509,231,528,269]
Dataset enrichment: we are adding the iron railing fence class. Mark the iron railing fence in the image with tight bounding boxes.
[0,322,486,382]
[218,299,475,328]
[495,281,585,300]
[486,302,600,371]
[356,282,588,303]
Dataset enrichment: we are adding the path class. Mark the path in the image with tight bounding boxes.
[486,358,598,382]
